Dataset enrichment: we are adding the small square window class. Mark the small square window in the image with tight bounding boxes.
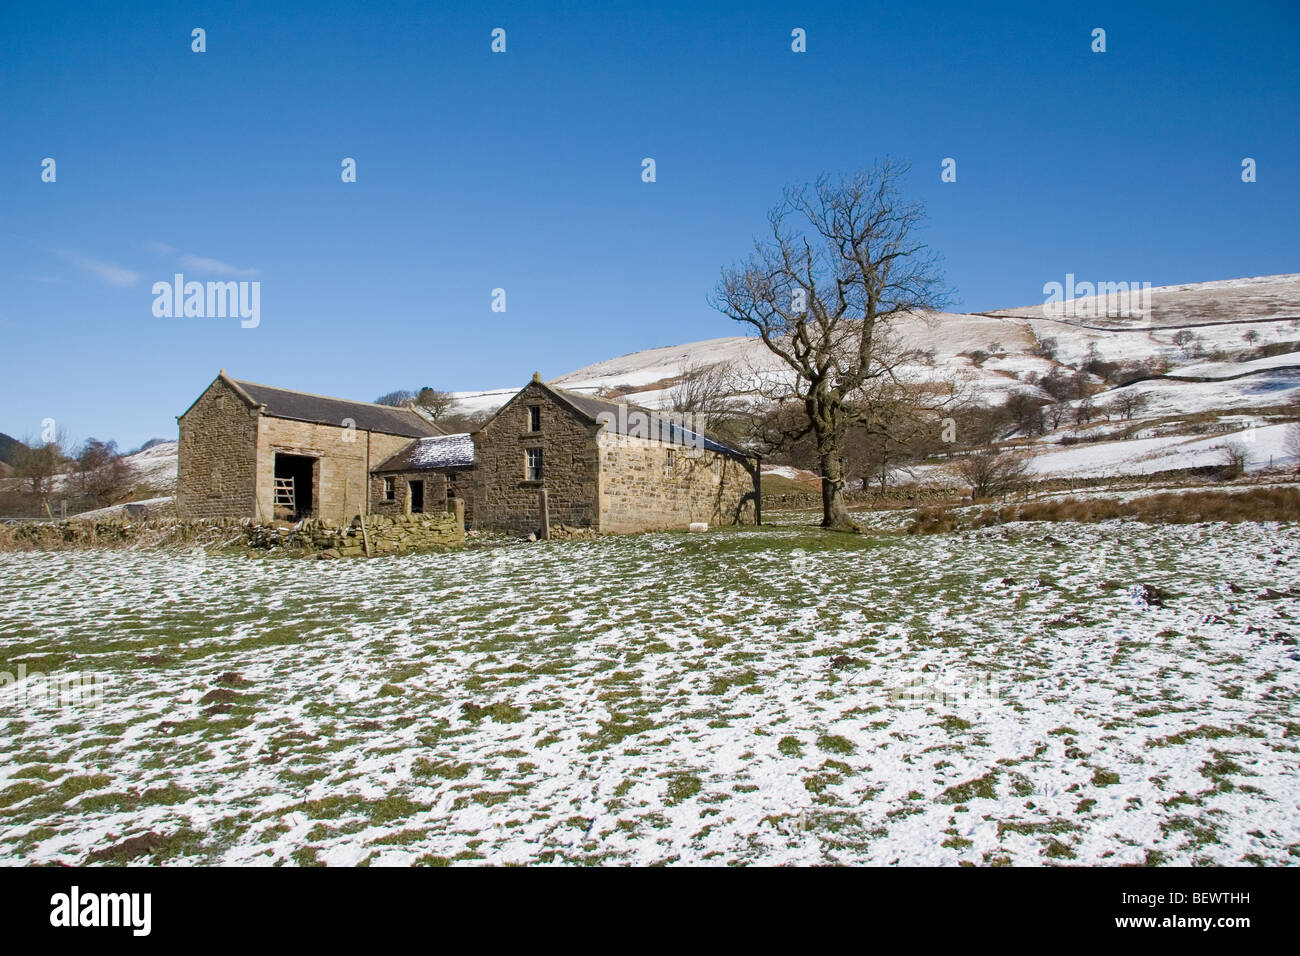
[383,476,395,500]
[665,449,675,471]
[528,405,541,432]
[526,447,544,481]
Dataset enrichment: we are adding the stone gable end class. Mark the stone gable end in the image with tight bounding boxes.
[472,382,599,533]
[177,376,259,519]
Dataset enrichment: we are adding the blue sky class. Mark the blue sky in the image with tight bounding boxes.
[2,0,1297,448]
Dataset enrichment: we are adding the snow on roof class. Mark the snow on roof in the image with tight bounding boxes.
[373,434,474,473]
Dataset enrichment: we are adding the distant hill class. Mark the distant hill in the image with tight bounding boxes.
[0,432,25,467]
[127,437,171,455]
[448,272,1300,422]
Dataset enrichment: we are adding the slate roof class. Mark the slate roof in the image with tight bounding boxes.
[373,434,475,473]
[229,378,442,439]
[545,385,750,458]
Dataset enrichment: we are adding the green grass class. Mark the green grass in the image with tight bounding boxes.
[0,516,1293,866]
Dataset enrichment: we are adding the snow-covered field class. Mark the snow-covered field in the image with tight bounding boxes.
[2,517,1297,866]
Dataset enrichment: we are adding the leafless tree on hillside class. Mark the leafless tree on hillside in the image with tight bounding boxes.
[668,360,736,432]
[955,447,1031,499]
[1112,389,1151,422]
[1219,441,1251,479]
[13,430,69,518]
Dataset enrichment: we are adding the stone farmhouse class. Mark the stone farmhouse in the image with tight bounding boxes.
[176,371,761,534]
[473,374,760,533]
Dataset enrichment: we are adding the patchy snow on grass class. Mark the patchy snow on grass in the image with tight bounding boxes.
[1,519,1297,866]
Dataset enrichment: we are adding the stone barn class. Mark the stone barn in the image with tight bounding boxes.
[177,371,444,524]
[471,375,761,534]
[176,370,761,534]
[369,433,476,524]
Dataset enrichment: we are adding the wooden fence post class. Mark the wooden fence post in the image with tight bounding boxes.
[357,509,371,558]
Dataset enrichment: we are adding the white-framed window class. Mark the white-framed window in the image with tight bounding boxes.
[528,405,541,432]
[665,448,675,472]
[383,476,396,500]
[526,447,544,481]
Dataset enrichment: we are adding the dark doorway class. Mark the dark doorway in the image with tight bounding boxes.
[273,453,315,520]
[409,479,424,514]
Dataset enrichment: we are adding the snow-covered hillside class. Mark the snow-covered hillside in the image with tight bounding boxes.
[451,273,1300,420]
[122,441,178,492]
[62,274,1299,498]
[42,441,179,499]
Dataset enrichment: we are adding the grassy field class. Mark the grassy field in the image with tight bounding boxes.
[1,511,1298,866]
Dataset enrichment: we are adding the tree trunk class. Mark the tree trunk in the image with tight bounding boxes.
[818,450,859,532]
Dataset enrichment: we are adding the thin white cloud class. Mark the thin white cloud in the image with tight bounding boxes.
[179,254,259,277]
[56,250,140,287]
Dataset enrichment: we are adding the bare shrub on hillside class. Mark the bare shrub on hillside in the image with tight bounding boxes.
[954,448,1030,499]
[1219,441,1251,479]
[1030,335,1058,361]
[1005,391,1046,436]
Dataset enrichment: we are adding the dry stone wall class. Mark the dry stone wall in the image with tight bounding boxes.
[0,513,464,557]
[248,511,464,556]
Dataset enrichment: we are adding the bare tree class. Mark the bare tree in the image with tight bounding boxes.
[375,386,457,422]
[374,389,417,407]
[414,387,457,422]
[955,448,1031,499]
[711,160,947,530]
[13,433,68,517]
[668,360,734,433]
[1112,389,1151,422]
[74,439,132,505]
[438,408,493,434]
[1073,395,1096,426]
[1219,441,1250,479]
[1005,390,1045,436]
